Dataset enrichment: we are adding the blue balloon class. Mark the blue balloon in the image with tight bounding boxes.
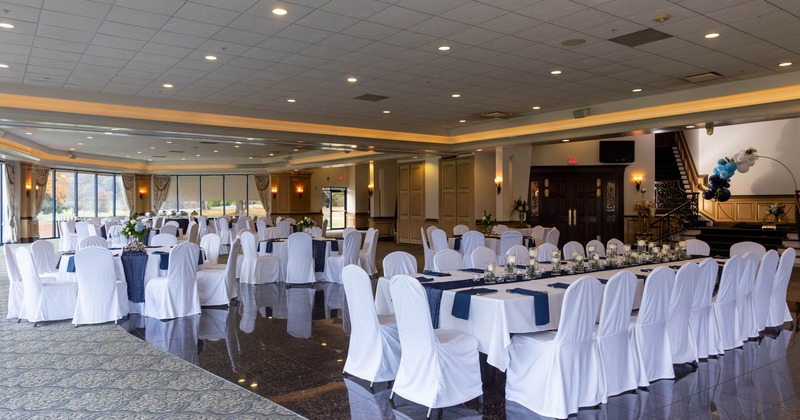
[717,188,731,202]
[725,162,737,172]
[719,170,730,179]
[717,158,727,165]
[716,164,726,173]
[702,190,715,200]
[709,174,722,185]
[712,167,720,175]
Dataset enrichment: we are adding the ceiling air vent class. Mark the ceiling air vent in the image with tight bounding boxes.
[169,150,185,153]
[481,111,513,119]
[353,94,389,102]
[199,141,218,144]
[152,155,166,158]
[609,28,672,47]
[682,72,723,83]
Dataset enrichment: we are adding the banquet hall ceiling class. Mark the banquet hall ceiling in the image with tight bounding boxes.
[0,0,798,169]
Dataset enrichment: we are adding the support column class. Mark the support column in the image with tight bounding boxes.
[18,163,37,243]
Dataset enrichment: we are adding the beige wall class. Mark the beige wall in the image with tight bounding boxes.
[424,157,439,220]
[373,159,397,218]
[309,166,356,215]
[473,151,496,220]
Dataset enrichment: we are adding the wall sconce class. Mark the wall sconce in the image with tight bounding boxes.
[633,175,643,192]
[138,187,147,199]
[25,183,31,197]
[495,176,502,195]
[368,183,374,198]
[271,186,278,199]
[296,186,304,198]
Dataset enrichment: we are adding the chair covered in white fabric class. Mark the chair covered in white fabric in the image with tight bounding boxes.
[343,264,401,386]
[383,252,417,278]
[107,225,127,248]
[631,266,675,383]
[536,243,559,262]
[87,224,99,238]
[5,245,26,319]
[425,225,437,245]
[16,247,77,324]
[159,224,179,238]
[164,220,180,228]
[150,233,178,248]
[507,276,605,418]
[420,227,434,272]
[606,238,625,253]
[196,216,208,240]
[72,247,128,325]
[491,224,509,235]
[321,218,328,236]
[595,271,643,397]
[258,216,271,227]
[730,241,766,258]
[389,275,482,416]
[497,230,523,263]
[545,227,560,246]
[199,233,222,266]
[359,228,379,276]
[276,221,292,238]
[531,225,545,247]
[196,238,239,306]
[685,239,710,256]
[256,220,268,241]
[238,231,280,285]
[30,240,60,277]
[430,228,449,253]
[325,230,362,284]
[667,263,700,364]
[505,244,530,266]
[470,247,496,270]
[459,231,485,267]
[343,226,357,238]
[432,249,462,272]
[217,218,231,247]
[75,221,90,245]
[736,252,761,342]
[711,255,743,352]
[692,259,719,359]
[585,239,606,257]
[283,217,296,225]
[563,240,585,259]
[152,216,163,229]
[186,221,199,244]
[767,248,796,328]
[753,250,779,333]
[103,220,116,235]
[235,218,248,235]
[144,242,201,320]
[452,224,469,236]
[286,233,315,285]
[308,226,323,238]
[58,221,78,251]
[79,236,108,249]
[263,226,281,240]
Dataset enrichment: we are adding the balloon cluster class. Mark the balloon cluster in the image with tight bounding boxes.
[703,148,758,202]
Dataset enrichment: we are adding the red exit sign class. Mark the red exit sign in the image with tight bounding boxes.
[568,157,578,164]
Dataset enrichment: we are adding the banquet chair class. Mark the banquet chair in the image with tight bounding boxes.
[595,271,643,397]
[144,242,201,320]
[276,220,292,238]
[309,226,323,238]
[217,218,232,249]
[470,247,496,270]
[736,252,761,342]
[275,216,282,223]
[420,227,434,271]
[667,263,700,364]
[263,226,281,240]
[430,228,449,253]
[5,245,26,319]
[152,216,163,229]
[342,264,401,387]
[563,240,585,259]
[692,259,719,359]
[752,250,779,333]
[159,224,179,238]
[283,217,296,225]
[389,275,482,417]
[459,231,485,266]
[491,224,509,235]
[258,216,272,227]
[321,218,328,237]
[531,225,545,247]
[199,233,222,266]
[256,220,268,241]
[545,227,560,246]
[286,232,315,285]
[536,243,559,262]
[498,230,523,263]
[585,239,606,257]
[75,221,91,248]
[164,220,180,228]
[103,220,116,238]
[286,285,314,338]
[505,244,530,266]
[685,239,710,256]
[631,266,675,383]
[359,228,379,276]
[87,224,99,237]
[16,247,78,325]
[606,238,625,254]
[710,255,743,352]
[235,218,248,235]
[507,276,605,418]
[767,248,796,328]
[58,221,77,252]
[79,236,108,249]
[426,225,437,245]
[238,231,280,285]
[72,247,129,325]
[382,251,417,278]
[151,233,178,248]
[432,249,462,272]
[325,230,362,284]
[730,241,766,258]
[196,238,240,306]
[186,221,199,243]
[31,240,60,277]
[452,224,469,236]
[196,216,208,240]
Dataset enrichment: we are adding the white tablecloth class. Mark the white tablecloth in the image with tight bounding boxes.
[448,237,500,254]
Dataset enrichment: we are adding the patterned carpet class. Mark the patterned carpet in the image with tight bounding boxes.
[0,244,303,419]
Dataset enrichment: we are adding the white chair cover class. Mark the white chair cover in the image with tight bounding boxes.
[470,247,496,270]
[308,226,323,238]
[606,238,625,253]
[420,227,434,271]
[536,243,559,262]
[692,259,719,358]
[107,225,127,248]
[359,228,379,276]
[217,218,231,246]
[235,218,248,235]
[459,231,485,268]
[263,226,280,240]
[730,241,766,258]
[87,224,98,237]
[72,247,128,325]
[505,244,530,266]
[563,240,585,259]
[507,276,605,418]
[498,230,523,263]
[286,233,315,284]
[196,238,239,306]
[321,218,327,236]
[31,240,59,276]
[186,221,199,243]
[767,248,796,328]
[258,216,272,227]
[199,233,222,266]
[382,251,417,278]
[164,221,180,228]
[342,265,401,384]
[545,227,560,246]
[596,271,643,397]
[159,224,179,238]
[58,221,77,251]
[432,249,462,272]
[711,255,743,352]
[425,225,437,245]
[736,252,760,342]
[79,236,108,249]
[5,245,25,319]
[238,231,280,285]
[531,225,545,247]
[389,275,482,411]
[150,233,178,247]
[685,239,710,256]
[325,230,362,284]
[256,220,268,241]
[667,263,699,364]
[631,266,675,383]
[430,228,449,253]
[276,221,292,238]
[491,224,509,235]
[16,247,77,323]
[152,216,163,229]
[452,224,469,236]
[753,250,779,332]
[143,242,201,320]
[275,216,282,223]
[585,239,606,257]
[75,221,90,245]
[196,216,208,240]
[283,217,296,225]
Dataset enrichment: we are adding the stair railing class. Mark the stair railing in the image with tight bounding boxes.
[648,192,699,244]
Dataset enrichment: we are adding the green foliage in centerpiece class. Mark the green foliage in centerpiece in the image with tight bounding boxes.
[297,216,316,231]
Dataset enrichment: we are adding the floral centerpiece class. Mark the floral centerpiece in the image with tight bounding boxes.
[120,213,148,252]
[480,210,496,234]
[766,203,786,224]
[511,197,530,227]
[633,188,655,234]
[297,216,316,232]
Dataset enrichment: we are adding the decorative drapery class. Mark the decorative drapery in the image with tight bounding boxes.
[122,174,135,213]
[4,162,17,242]
[32,166,49,216]
[254,174,270,217]
[152,175,171,213]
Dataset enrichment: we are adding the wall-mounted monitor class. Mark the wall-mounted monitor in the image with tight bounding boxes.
[599,141,635,163]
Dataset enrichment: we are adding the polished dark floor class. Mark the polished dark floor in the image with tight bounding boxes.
[120,243,800,419]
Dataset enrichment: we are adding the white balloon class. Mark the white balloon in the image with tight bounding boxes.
[731,152,740,162]
[738,165,750,173]
[746,155,756,164]
[752,154,759,161]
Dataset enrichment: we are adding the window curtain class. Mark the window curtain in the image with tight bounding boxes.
[122,174,135,213]
[32,166,49,216]
[152,175,171,213]
[4,162,16,242]
[254,174,271,217]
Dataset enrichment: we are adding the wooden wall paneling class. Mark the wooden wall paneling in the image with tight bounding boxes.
[409,162,425,244]
[398,163,410,243]
[440,158,457,235]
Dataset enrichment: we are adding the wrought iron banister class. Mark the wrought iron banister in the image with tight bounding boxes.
[648,193,699,243]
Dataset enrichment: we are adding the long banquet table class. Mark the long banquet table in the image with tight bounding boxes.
[376,257,710,371]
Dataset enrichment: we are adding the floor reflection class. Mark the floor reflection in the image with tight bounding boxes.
[122,283,800,419]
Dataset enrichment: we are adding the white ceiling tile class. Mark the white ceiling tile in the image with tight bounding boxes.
[140,42,194,59]
[38,9,101,32]
[78,54,128,68]
[124,60,170,73]
[0,2,42,23]
[320,0,390,19]
[228,14,290,36]
[0,32,34,48]
[440,2,508,25]
[299,44,349,60]
[150,31,206,48]
[516,0,586,21]
[317,33,374,50]
[28,56,76,70]
[514,22,574,42]
[551,8,619,32]
[211,28,270,46]
[275,24,334,43]
[162,17,222,38]
[480,13,542,35]
[258,37,312,53]
[30,47,78,62]
[394,0,469,16]
[175,2,240,26]
[280,54,328,68]
[84,44,137,60]
[32,36,86,53]
[408,17,470,37]
[106,6,170,29]
[113,0,185,16]
[35,24,93,43]
[98,21,157,41]
[295,9,359,32]
[191,0,259,13]
[42,0,111,20]
[446,26,504,45]
[241,46,292,61]
[366,6,431,30]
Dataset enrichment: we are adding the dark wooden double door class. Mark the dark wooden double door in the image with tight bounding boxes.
[528,166,625,246]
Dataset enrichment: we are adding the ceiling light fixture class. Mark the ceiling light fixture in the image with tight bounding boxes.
[0,23,14,29]
[205,55,217,61]
[162,83,173,88]
[104,132,112,135]
[532,106,541,110]
[166,141,172,144]
[269,153,274,156]
[382,110,390,114]
[111,128,120,131]
[451,93,461,98]
[632,88,643,92]
[459,119,466,123]
[438,45,450,51]
[293,148,299,152]
[779,62,792,67]
[0,64,9,68]
[136,151,142,154]
[686,125,696,128]
[150,146,155,149]
[246,137,254,140]
[69,148,75,151]
[249,156,253,159]
[213,150,218,153]
[25,132,32,135]
[704,33,719,39]
[196,154,200,157]
[272,8,287,15]
[476,149,482,152]
[235,141,242,144]
[346,77,357,83]
[234,145,239,148]
[652,14,671,23]
[86,136,92,139]
[551,70,562,75]
[562,139,570,142]
[77,142,83,146]
[287,98,296,102]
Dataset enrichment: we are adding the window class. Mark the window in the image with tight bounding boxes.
[247,175,266,216]
[115,175,129,216]
[76,173,96,218]
[322,187,347,229]
[225,175,247,215]
[97,174,115,217]
[37,170,54,239]
[178,176,200,213]
[201,176,223,217]
[159,176,178,213]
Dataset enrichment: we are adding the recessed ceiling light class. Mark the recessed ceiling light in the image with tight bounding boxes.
[147,159,152,162]
[382,110,390,114]
[77,142,84,146]
[269,153,274,156]
[0,23,14,29]
[235,141,242,144]
[476,149,482,152]
[346,77,358,83]
[125,155,130,158]
[562,139,570,142]
[779,62,792,67]
[136,151,142,154]
[150,146,156,149]
[413,156,418,159]
[69,147,75,151]
[204,55,217,61]
[632,88,643,92]
[249,156,253,159]
[272,8,287,15]
[234,145,239,148]
[459,119,466,123]
[0,64,9,69]
[104,132,112,135]
[532,106,541,110]
[551,70,562,75]
[246,137,254,140]
[86,136,93,139]
[704,33,719,39]
[166,141,172,144]
[451,93,461,98]
[293,148,299,152]
[111,128,120,131]
[685,125,696,128]
[350,145,357,149]
[25,132,32,135]
[181,157,186,160]
[196,154,200,157]
[287,98,296,103]
[162,83,173,88]
[438,45,450,51]
[213,150,218,153]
